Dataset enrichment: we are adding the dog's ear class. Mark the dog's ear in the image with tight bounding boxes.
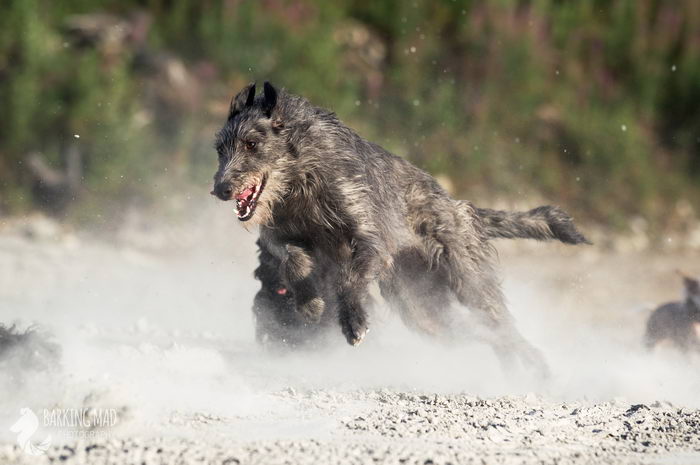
[683,276,700,296]
[262,81,278,118]
[285,120,310,158]
[229,82,256,120]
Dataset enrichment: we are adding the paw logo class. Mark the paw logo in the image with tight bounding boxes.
[10,408,51,456]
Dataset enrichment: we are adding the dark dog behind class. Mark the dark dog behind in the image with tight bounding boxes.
[645,272,700,353]
[253,239,337,349]
[213,82,589,375]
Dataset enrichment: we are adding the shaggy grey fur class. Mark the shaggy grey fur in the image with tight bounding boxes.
[645,274,700,352]
[252,206,587,350]
[476,206,591,244]
[212,82,589,375]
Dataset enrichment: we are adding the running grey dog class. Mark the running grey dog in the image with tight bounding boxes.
[645,272,700,353]
[212,82,589,374]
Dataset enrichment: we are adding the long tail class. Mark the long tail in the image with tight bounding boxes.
[475,205,591,245]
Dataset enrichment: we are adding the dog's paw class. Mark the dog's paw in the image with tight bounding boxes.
[341,313,369,346]
[297,297,325,323]
[345,326,369,346]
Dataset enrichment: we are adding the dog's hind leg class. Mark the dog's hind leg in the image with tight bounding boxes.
[421,200,550,378]
[381,248,548,380]
[459,282,549,378]
[481,314,550,380]
[379,248,452,338]
[451,269,550,379]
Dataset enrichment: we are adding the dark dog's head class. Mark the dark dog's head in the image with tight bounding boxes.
[212,82,299,225]
[681,273,700,312]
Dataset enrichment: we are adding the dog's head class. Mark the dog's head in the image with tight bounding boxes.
[682,274,700,312]
[212,82,299,225]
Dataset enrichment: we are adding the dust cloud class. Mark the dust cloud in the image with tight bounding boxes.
[0,202,698,443]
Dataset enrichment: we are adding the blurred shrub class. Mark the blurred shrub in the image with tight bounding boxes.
[0,0,698,234]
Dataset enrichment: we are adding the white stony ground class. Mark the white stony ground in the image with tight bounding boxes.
[4,391,700,465]
[0,206,699,464]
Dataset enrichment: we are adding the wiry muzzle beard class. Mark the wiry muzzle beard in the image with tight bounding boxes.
[234,175,266,222]
[238,170,289,228]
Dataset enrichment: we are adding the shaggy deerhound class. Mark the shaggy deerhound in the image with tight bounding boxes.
[645,272,700,353]
[252,208,583,350]
[212,82,588,374]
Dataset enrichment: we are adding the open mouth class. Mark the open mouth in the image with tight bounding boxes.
[235,176,266,221]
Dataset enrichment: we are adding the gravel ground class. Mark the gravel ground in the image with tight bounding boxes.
[0,209,699,464]
[2,390,700,464]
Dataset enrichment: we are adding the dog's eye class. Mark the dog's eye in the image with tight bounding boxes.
[244,141,257,151]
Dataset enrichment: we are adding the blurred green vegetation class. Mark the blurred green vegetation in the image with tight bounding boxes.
[0,0,698,235]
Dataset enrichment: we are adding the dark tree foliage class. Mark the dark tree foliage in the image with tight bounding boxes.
[0,0,698,232]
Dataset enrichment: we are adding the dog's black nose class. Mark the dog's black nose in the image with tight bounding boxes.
[213,182,234,200]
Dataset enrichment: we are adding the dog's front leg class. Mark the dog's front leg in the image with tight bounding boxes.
[337,238,384,346]
[283,244,325,322]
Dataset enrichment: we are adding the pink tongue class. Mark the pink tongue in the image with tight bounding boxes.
[236,186,254,200]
